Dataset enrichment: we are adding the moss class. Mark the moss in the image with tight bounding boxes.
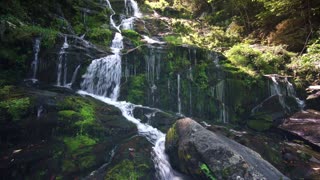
[127,75,146,104]
[62,160,76,172]
[247,118,273,131]
[13,25,58,47]
[58,96,95,129]
[166,123,178,142]
[164,35,183,46]
[58,110,78,119]
[105,159,147,180]
[0,97,30,121]
[79,155,96,169]
[63,135,97,153]
[200,163,216,180]
[87,27,113,46]
[122,29,142,47]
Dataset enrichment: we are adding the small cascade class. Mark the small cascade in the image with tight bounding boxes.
[285,77,305,109]
[66,64,81,88]
[270,76,289,111]
[37,105,44,119]
[125,0,142,18]
[177,74,182,115]
[30,37,41,82]
[78,91,184,180]
[56,36,69,86]
[214,80,228,123]
[121,0,142,30]
[105,0,121,32]
[252,75,305,113]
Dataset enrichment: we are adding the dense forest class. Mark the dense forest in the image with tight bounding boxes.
[1,0,320,179]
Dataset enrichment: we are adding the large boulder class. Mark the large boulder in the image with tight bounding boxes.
[279,109,320,149]
[165,118,289,180]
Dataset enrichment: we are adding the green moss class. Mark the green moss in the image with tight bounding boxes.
[127,75,146,104]
[166,123,178,142]
[164,35,183,46]
[122,29,142,47]
[63,135,97,153]
[247,118,273,131]
[0,97,30,121]
[87,27,113,46]
[58,96,95,129]
[14,25,58,47]
[200,163,216,180]
[62,160,76,172]
[105,159,146,180]
[79,155,96,169]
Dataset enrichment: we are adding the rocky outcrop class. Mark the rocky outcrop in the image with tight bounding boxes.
[306,86,320,111]
[165,118,289,180]
[279,110,320,149]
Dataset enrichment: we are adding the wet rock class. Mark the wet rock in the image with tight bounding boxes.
[133,107,178,132]
[279,110,320,149]
[306,86,320,111]
[165,118,289,180]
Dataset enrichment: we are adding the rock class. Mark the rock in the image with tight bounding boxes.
[279,110,320,149]
[165,118,289,180]
[306,86,320,111]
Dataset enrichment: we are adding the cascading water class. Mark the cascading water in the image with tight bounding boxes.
[56,36,69,86]
[30,37,41,82]
[66,64,81,88]
[214,80,228,123]
[81,33,122,101]
[177,74,182,115]
[252,75,305,113]
[79,1,184,179]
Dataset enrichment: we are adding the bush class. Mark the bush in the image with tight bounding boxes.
[0,97,30,121]
[225,43,293,76]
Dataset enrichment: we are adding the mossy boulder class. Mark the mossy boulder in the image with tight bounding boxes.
[165,118,289,179]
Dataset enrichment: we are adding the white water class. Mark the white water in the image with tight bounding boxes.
[177,74,182,115]
[142,35,166,44]
[66,64,81,88]
[214,80,228,123]
[37,105,43,119]
[80,1,183,178]
[56,36,69,86]
[30,37,41,82]
[78,91,183,180]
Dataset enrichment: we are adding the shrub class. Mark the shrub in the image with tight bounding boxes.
[0,97,30,121]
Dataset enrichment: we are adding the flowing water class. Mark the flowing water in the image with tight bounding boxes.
[56,36,69,86]
[29,37,41,82]
[80,1,184,179]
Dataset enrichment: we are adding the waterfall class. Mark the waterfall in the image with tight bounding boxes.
[125,0,142,18]
[79,1,184,179]
[30,37,41,82]
[66,64,81,88]
[270,76,288,111]
[56,36,69,86]
[37,105,44,119]
[121,0,142,30]
[177,74,182,115]
[105,0,121,32]
[215,80,228,123]
[285,77,305,109]
[252,75,305,113]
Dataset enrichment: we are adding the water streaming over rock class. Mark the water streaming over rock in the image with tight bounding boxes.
[79,2,184,178]
[177,74,182,115]
[30,37,41,82]
[56,36,69,86]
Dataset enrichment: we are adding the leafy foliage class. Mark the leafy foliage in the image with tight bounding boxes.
[0,97,30,121]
